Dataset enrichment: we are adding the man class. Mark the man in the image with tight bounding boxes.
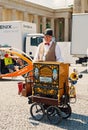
[34,28,64,62]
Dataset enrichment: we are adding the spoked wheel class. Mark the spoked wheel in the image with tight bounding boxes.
[30,102,45,121]
[46,106,62,124]
[60,104,72,119]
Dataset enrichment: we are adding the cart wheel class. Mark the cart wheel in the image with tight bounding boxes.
[30,102,45,121]
[46,106,62,124]
[60,104,72,119]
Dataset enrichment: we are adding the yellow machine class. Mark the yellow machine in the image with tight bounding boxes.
[28,61,83,124]
[28,61,72,124]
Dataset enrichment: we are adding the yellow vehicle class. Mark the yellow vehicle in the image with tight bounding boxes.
[0,47,33,78]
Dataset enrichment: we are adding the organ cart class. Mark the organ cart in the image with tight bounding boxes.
[28,61,82,124]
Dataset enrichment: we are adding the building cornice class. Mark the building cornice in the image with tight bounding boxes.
[0,0,73,18]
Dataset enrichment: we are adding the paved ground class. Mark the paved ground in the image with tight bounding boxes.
[0,65,88,130]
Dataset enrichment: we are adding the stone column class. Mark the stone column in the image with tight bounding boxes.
[73,0,82,13]
[64,17,69,41]
[81,0,86,13]
[50,18,54,35]
[24,11,28,21]
[34,14,39,32]
[42,16,46,33]
[12,9,17,20]
[55,18,59,41]
[0,7,3,21]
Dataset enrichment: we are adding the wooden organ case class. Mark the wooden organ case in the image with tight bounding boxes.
[32,61,69,106]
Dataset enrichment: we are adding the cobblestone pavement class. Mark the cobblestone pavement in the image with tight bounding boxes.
[0,65,88,130]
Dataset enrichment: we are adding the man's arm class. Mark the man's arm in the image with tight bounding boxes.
[55,43,64,62]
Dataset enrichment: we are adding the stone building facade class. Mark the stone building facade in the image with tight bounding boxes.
[73,0,88,13]
[0,0,88,41]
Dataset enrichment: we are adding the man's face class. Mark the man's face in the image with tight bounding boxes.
[44,35,52,43]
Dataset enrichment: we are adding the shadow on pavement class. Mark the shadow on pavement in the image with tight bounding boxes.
[59,112,88,130]
[29,112,88,130]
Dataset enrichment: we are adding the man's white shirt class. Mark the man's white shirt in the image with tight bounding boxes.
[34,40,64,62]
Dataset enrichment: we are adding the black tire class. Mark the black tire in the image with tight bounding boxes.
[30,103,45,121]
[46,106,62,124]
[60,104,72,119]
